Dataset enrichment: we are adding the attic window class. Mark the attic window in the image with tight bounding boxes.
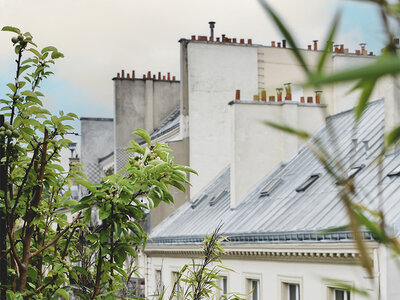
[388,165,400,177]
[209,190,227,206]
[260,178,281,197]
[348,164,365,178]
[296,174,320,192]
[191,194,207,208]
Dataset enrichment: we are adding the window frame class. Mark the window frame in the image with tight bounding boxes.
[323,280,353,300]
[245,272,262,300]
[278,275,303,300]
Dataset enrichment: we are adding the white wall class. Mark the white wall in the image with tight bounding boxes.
[230,101,327,208]
[186,42,258,198]
[145,242,379,299]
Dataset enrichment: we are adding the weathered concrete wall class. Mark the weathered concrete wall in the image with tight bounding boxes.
[113,77,180,171]
[230,101,326,208]
[149,138,190,230]
[183,41,258,198]
[80,117,114,183]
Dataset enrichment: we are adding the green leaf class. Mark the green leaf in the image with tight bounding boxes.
[41,46,57,53]
[51,51,64,59]
[354,78,377,121]
[21,90,38,98]
[75,178,96,193]
[385,126,400,149]
[63,199,79,206]
[99,205,110,220]
[55,288,69,300]
[86,233,98,242]
[132,128,151,145]
[2,26,20,34]
[258,0,310,75]
[263,121,310,139]
[28,48,43,59]
[6,83,16,93]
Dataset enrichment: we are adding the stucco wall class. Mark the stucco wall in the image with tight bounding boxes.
[185,42,258,198]
[80,117,114,183]
[145,243,377,299]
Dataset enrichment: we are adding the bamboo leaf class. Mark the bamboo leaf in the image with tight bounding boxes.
[264,121,310,139]
[355,78,377,121]
[317,13,340,74]
[385,125,400,149]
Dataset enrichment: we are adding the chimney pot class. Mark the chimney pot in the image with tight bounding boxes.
[222,34,226,42]
[277,42,281,48]
[173,76,176,80]
[369,51,373,56]
[300,96,305,103]
[248,39,252,45]
[143,74,146,79]
[282,40,287,48]
[167,72,170,80]
[313,40,318,51]
[191,35,196,41]
[233,38,237,43]
[269,95,275,102]
[132,70,135,79]
[307,45,312,51]
[163,75,166,80]
[315,91,322,104]
[356,50,361,55]
[261,90,267,102]
[284,83,292,101]
[271,41,276,47]
[240,38,245,44]
[117,73,120,78]
[253,94,259,101]
[307,96,313,103]
[276,88,283,102]
[147,71,151,78]
[121,70,125,78]
[153,75,156,79]
[127,73,130,78]
[158,72,161,80]
[209,37,214,42]
[340,44,344,53]
[216,37,220,42]
[209,21,216,39]
[235,89,240,101]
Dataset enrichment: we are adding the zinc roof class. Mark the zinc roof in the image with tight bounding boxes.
[150,99,400,244]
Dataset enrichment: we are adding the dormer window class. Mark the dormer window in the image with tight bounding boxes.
[296,174,320,192]
[260,178,281,197]
[348,164,365,179]
[191,194,207,208]
[209,190,228,206]
[388,165,400,177]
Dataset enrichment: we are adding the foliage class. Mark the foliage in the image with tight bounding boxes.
[0,26,195,299]
[259,0,400,286]
[154,226,245,300]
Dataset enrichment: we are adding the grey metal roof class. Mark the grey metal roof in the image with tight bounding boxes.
[150,106,180,139]
[150,99,400,244]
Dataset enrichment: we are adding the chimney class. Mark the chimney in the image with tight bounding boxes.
[209,21,216,39]
[307,45,312,51]
[248,39,252,45]
[276,88,283,102]
[167,72,170,80]
[356,50,361,55]
[271,41,276,47]
[277,42,281,48]
[121,70,125,78]
[143,74,146,79]
[162,75,166,80]
[253,94,259,101]
[369,51,373,56]
[209,37,214,42]
[315,91,322,104]
[334,45,339,53]
[307,96,313,103]
[300,96,305,103]
[117,72,120,78]
[313,40,318,51]
[360,43,366,55]
[132,70,135,79]
[284,83,292,100]
[216,37,220,42]
[340,44,344,53]
[222,34,226,42]
[240,38,245,44]
[158,72,161,80]
[261,90,267,102]
[233,38,237,43]
[191,35,196,41]
[235,89,240,101]
[153,75,156,79]
[173,76,176,80]
[269,95,275,102]
[282,40,287,48]
[127,73,130,79]
[147,71,151,78]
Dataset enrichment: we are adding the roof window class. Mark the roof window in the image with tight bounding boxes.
[296,174,320,192]
[191,194,207,208]
[209,190,228,206]
[260,178,281,197]
[387,165,400,177]
[348,164,365,179]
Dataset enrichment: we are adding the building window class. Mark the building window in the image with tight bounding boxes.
[155,269,162,294]
[330,288,350,300]
[219,276,228,296]
[247,279,260,300]
[287,283,300,300]
[295,174,320,192]
[172,271,183,299]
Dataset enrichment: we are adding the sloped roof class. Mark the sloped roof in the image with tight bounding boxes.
[150,106,180,139]
[150,99,400,244]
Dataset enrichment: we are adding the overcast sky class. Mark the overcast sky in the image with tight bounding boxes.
[0,0,386,164]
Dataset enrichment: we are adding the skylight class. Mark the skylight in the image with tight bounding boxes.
[348,164,365,178]
[260,178,281,197]
[209,190,228,206]
[387,165,400,177]
[191,194,207,208]
[296,174,320,192]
